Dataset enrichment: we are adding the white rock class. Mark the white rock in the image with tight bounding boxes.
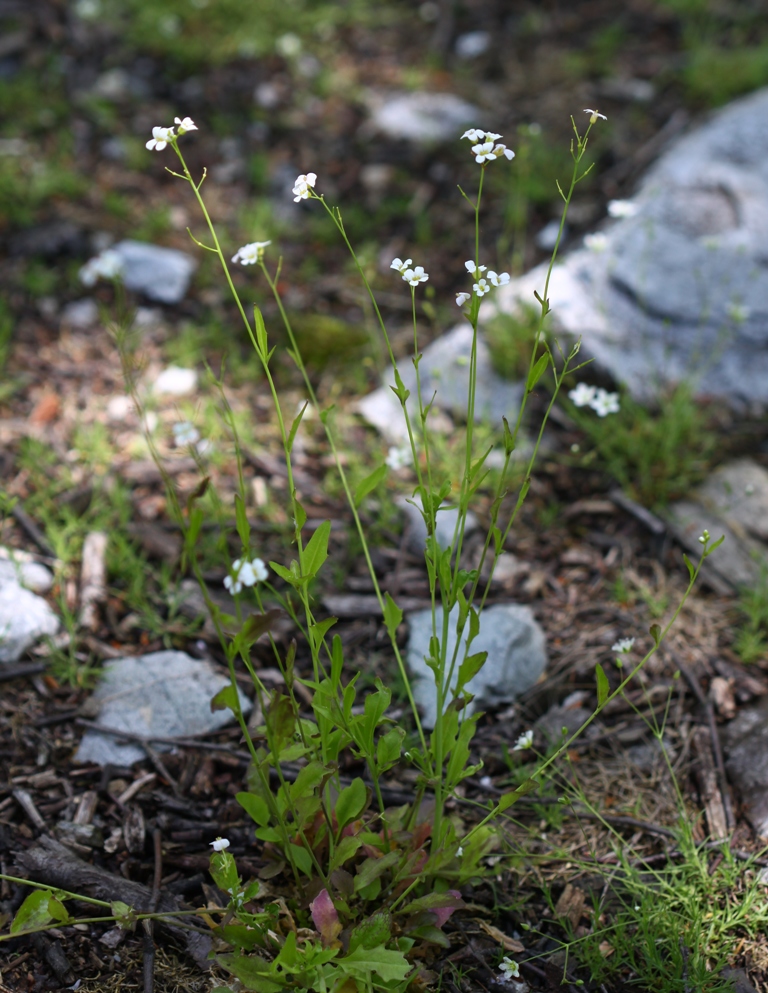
[371,92,480,144]
[61,298,99,329]
[153,365,198,396]
[0,562,59,663]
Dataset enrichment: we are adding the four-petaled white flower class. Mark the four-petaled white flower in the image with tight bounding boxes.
[224,557,269,595]
[403,265,428,287]
[513,729,533,751]
[232,241,271,265]
[698,529,710,545]
[292,172,317,201]
[461,128,486,142]
[471,140,515,164]
[568,383,597,407]
[590,388,620,417]
[173,421,200,447]
[79,248,124,286]
[499,957,520,980]
[584,108,607,123]
[174,116,197,134]
[456,291,471,307]
[473,277,490,296]
[487,270,510,287]
[612,638,635,654]
[607,199,638,218]
[385,445,412,470]
[390,257,412,274]
[465,261,487,275]
[210,837,230,851]
[146,125,175,151]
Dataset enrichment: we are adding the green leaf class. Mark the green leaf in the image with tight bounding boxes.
[237,791,271,828]
[354,849,401,892]
[400,891,464,916]
[217,952,283,993]
[349,909,392,952]
[253,305,269,359]
[210,684,240,715]
[595,662,610,706]
[329,834,362,873]
[210,851,240,896]
[376,726,404,772]
[502,416,516,456]
[683,552,695,581]
[302,520,331,580]
[287,401,309,453]
[234,611,283,653]
[335,777,368,831]
[405,924,451,947]
[497,778,538,812]
[308,617,338,655]
[268,561,296,586]
[235,493,250,548]
[354,464,388,507]
[390,369,410,404]
[11,890,57,934]
[110,900,137,930]
[383,593,403,640]
[526,352,550,392]
[340,944,411,983]
[456,651,487,692]
[649,623,661,647]
[289,843,313,876]
[47,895,70,924]
[289,760,326,802]
[293,496,307,532]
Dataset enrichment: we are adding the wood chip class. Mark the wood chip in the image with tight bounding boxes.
[476,920,525,953]
[554,883,587,929]
[693,726,727,840]
[115,772,156,807]
[79,530,108,630]
[709,676,736,720]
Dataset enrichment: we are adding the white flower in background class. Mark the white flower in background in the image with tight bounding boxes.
[224,557,268,595]
[390,257,412,274]
[727,302,750,323]
[172,421,200,447]
[461,128,486,142]
[590,388,620,417]
[698,529,710,545]
[465,260,486,275]
[79,248,123,286]
[276,32,302,58]
[607,199,638,218]
[385,445,412,470]
[456,846,464,857]
[210,837,230,851]
[612,637,635,654]
[232,241,271,265]
[513,729,533,751]
[584,232,608,252]
[487,270,510,287]
[568,383,597,407]
[473,277,490,296]
[174,116,197,134]
[292,172,317,201]
[456,291,471,306]
[584,108,607,123]
[146,125,175,151]
[403,265,428,287]
[499,958,520,980]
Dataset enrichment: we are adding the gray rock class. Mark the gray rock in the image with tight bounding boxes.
[111,240,197,304]
[0,568,59,662]
[406,602,546,727]
[356,324,525,442]
[370,92,480,144]
[723,695,768,838]
[396,495,479,555]
[61,298,99,329]
[495,86,768,407]
[455,31,490,60]
[75,650,251,766]
[0,552,54,593]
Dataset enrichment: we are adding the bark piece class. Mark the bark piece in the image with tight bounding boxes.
[693,726,728,840]
[79,531,108,630]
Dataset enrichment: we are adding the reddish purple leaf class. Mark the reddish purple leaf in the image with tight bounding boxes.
[310,888,342,947]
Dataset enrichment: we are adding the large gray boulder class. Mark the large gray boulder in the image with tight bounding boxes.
[495,86,768,407]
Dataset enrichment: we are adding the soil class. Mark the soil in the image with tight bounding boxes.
[1,2,768,992]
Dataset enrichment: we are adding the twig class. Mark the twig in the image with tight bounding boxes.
[143,829,163,993]
[79,531,108,630]
[609,488,666,536]
[12,788,46,832]
[11,503,55,557]
[0,661,46,682]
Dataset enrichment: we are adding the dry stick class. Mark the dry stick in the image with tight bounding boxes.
[0,661,46,682]
[143,829,163,993]
[672,652,735,831]
[79,531,108,630]
[11,503,55,557]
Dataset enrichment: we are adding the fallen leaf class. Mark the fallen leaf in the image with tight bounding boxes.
[477,920,525,953]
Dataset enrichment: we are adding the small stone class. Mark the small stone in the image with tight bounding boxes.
[74,650,251,766]
[0,566,59,663]
[406,603,546,728]
[723,695,768,838]
[396,496,479,555]
[371,92,480,144]
[0,550,54,593]
[153,365,198,396]
[61,298,99,329]
[110,240,197,304]
[455,31,490,59]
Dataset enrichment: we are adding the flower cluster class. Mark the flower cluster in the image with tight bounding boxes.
[292,172,316,201]
[461,128,515,164]
[146,116,197,152]
[79,248,123,286]
[231,241,271,265]
[224,557,268,595]
[172,421,200,447]
[567,383,620,417]
[390,258,429,287]
[513,729,533,751]
[455,260,510,306]
[612,637,635,654]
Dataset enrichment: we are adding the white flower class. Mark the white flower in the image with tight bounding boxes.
[456,846,464,857]
[276,32,302,58]
[456,292,471,307]
[403,265,428,287]
[589,388,620,417]
[487,270,510,287]
[607,199,639,218]
[79,249,123,286]
[584,232,608,252]
[568,383,597,407]
[390,257,412,273]
[146,125,175,151]
[612,638,635,654]
[385,445,412,470]
[461,128,486,142]
[174,116,197,134]
[172,421,200,447]
[499,957,520,980]
[584,108,607,123]
[727,302,750,323]
[473,278,490,296]
[698,529,710,545]
[232,241,271,265]
[470,140,514,163]
[465,261,486,275]
[513,730,533,751]
[292,172,317,201]
[224,557,268,595]
[210,837,230,852]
